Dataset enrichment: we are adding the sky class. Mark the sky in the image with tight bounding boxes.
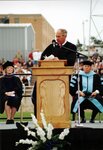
[0,0,103,45]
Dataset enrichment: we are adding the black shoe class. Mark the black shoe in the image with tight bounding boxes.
[90,119,95,123]
[6,119,11,124]
[10,119,14,124]
[6,119,14,124]
[80,119,86,123]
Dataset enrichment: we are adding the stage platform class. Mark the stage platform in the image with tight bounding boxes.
[71,120,103,128]
[0,121,103,150]
[0,120,103,130]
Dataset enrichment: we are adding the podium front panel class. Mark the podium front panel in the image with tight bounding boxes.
[37,75,71,128]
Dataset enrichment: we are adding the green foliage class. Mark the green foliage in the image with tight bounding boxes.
[76,39,83,51]
[90,36,103,46]
[0,112,33,122]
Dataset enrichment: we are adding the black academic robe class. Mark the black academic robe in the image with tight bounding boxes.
[70,70,103,113]
[100,74,103,96]
[31,41,77,116]
[40,41,77,66]
[0,75,23,113]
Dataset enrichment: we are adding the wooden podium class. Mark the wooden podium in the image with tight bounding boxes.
[32,60,74,128]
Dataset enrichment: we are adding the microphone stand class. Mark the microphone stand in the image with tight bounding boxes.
[53,40,87,126]
[61,44,86,127]
[75,53,83,127]
[61,45,88,58]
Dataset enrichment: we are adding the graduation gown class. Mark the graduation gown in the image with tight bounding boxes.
[0,75,23,113]
[40,41,77,66]
[70,70,103,113]
[31,41,77,115]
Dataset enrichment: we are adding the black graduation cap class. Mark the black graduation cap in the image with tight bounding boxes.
[82,60,94,66]
[3,61,14,70]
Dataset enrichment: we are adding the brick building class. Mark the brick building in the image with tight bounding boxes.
[0,14,55,52]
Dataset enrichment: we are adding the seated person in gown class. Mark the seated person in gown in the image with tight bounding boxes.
[0,61,23,124]
[70,60,103,123]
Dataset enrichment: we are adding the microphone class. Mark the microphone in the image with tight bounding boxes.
[52,39,56,47]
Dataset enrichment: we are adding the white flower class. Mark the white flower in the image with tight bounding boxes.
[40,110,54,140]
[21,124,36,137]
[31,113,47,142]
[21,124,29,131]
[36,126,46,142]
[16,111,70,149]
[27,130,36,137]
[16,139,37,146]
[47,123,54,140]
[59,128,69,140]
[31,113,39,128]
[40,110,48,130]
[40,111,54,140]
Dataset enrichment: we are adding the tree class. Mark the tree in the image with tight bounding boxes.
[90,36,103,47]
[76,39,83,51]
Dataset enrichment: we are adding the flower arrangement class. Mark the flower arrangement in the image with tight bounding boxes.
[16,110,70,150]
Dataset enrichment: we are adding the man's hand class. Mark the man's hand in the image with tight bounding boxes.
[5,91,15,96]
[91,91,98,97]
[76,91,85,97]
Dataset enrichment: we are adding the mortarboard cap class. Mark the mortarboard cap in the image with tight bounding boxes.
[3,61,14,70]
[82,60,94,66]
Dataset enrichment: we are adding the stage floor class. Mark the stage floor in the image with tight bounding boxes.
[0,120,103,130]
[0,121,34,130]
[71,120,103,129]
[0,121,103,150]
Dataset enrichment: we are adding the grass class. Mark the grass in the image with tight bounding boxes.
[73,110,103,121]
[0,110,103,123]
[0,112,33,122]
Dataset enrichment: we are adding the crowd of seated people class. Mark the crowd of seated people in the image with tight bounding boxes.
[0,50,102,124]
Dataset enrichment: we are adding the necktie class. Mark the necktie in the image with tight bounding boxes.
[59,44,62,48]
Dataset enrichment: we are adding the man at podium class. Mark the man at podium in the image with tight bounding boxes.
[32,28,77,117]
[40,28,77,66]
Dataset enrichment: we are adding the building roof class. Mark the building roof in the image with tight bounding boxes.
[0,23,33,28]
[0,23,35,34]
